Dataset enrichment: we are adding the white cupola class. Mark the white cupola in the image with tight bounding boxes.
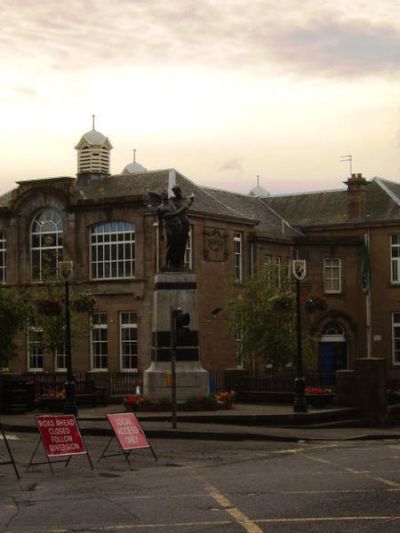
[75,116,113,181]
[122,149,147,174]
[249,175,269,198]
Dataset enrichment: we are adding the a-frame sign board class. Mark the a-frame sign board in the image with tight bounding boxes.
[0,421,20,479]
[98,412,158,468]
[27,415,94,474]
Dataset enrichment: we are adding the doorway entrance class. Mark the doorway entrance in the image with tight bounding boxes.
[318,321,348,385]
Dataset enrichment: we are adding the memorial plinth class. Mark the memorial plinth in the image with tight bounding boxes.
[143,272,209,400]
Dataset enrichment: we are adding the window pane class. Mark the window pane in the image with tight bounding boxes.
[91,222,135,280]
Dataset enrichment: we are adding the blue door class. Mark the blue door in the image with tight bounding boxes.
[318,342,347,385]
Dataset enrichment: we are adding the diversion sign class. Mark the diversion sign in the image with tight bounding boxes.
[27,415,94,474]
[36,415,87,457]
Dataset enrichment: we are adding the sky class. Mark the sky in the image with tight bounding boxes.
[1,0,400,197]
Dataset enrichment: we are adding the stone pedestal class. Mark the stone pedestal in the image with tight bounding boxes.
[355,357,388,426]
[144,272,209,400]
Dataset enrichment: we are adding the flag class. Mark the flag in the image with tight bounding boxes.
[361,234,371,293]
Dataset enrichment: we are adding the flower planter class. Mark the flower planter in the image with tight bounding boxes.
[40,397,65,412]
[305,393,335,409]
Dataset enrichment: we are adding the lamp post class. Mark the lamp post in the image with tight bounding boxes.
[59,260,77,416]
[292,260,308,413]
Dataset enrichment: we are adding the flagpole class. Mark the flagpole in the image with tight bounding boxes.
[364,232,372,358]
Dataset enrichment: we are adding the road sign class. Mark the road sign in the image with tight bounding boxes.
[36,415,87,457]
[27,415,93,474]
[98,413,158,467]
[107,413,150,450]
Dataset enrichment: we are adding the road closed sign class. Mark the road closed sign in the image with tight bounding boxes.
[107,413,150,451]
[35,415,87,457]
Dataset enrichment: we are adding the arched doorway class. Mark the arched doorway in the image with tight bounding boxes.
[318,321,348,384]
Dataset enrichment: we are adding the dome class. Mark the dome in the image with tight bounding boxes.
[74,116,113,150]
[248,175,269,198]
[80,129,107,146]
[122,150,147,174]
[122,161,147,174]
[249,185,269,198]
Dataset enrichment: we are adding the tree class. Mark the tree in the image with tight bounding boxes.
[227,263,314,368]
[0,288,28,366]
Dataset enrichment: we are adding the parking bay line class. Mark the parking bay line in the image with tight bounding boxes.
[302,453,400,489]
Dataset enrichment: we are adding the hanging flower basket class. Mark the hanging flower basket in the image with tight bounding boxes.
[304,295,327,313]
[37,298,62,316]
[72,292,96,313]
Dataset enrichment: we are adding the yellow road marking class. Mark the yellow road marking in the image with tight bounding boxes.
[204,481,263,533]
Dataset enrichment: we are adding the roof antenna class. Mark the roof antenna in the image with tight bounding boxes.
[92,114,96,131]
[340,154,352,177]
[133,149,136,162]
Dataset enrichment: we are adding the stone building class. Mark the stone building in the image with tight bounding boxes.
[1,123,400,384]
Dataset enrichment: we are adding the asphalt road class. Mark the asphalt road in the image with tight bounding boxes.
[2,432,400,532]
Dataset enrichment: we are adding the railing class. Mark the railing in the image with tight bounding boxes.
[23,372,88,398]
[246,368,336,392]
[108,372,143,397]
[10,368,335,402]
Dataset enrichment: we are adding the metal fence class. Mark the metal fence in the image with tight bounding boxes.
[246,368,336,392]
[12,368,334,401]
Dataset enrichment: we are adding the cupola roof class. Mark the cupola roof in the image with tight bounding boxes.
[122,149,147,174]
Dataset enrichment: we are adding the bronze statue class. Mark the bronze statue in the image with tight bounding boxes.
[148,186,194,271]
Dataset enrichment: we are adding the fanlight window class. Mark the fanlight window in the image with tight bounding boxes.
[31,209,63,281]
[91,222,135,279]
[321,321,345,336]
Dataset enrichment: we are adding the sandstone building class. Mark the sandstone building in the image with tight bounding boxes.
[1,123,400,383]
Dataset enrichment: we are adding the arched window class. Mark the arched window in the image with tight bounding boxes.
[0,231,6,283]
[91,222,135,279]
[31,209,63,281]
[321,321,345,336]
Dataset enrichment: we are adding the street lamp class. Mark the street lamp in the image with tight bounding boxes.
[292,260,308,414]
[59,260,77,416]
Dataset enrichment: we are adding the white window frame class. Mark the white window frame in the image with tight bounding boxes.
[184,226,193,271]
[31,209,63,281]
[0,231,5,283]
[27,326,44,371]
[119,312,138,371]
[391,235,400,284]
[234,232,243,283]
[55,343,67,372]
[323,258,341,293]
[264,254,281,287]
[91,313,108,370]
[393,313,400,365]
[90,221,135,280]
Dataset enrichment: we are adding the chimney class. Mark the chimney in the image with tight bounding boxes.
[344,173,367,221]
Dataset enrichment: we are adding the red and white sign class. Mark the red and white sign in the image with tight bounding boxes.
[107,413,150,451]
[35,415,87,457]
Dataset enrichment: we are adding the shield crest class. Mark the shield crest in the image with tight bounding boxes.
[292,259,306,280]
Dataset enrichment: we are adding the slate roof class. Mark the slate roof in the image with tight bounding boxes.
[2,173,400,234]
[79,169,253,221]
[0,190,14,208]
[203,187,299,237]
[263,179,400,228]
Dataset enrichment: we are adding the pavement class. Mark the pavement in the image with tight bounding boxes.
[2,402,400,442]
